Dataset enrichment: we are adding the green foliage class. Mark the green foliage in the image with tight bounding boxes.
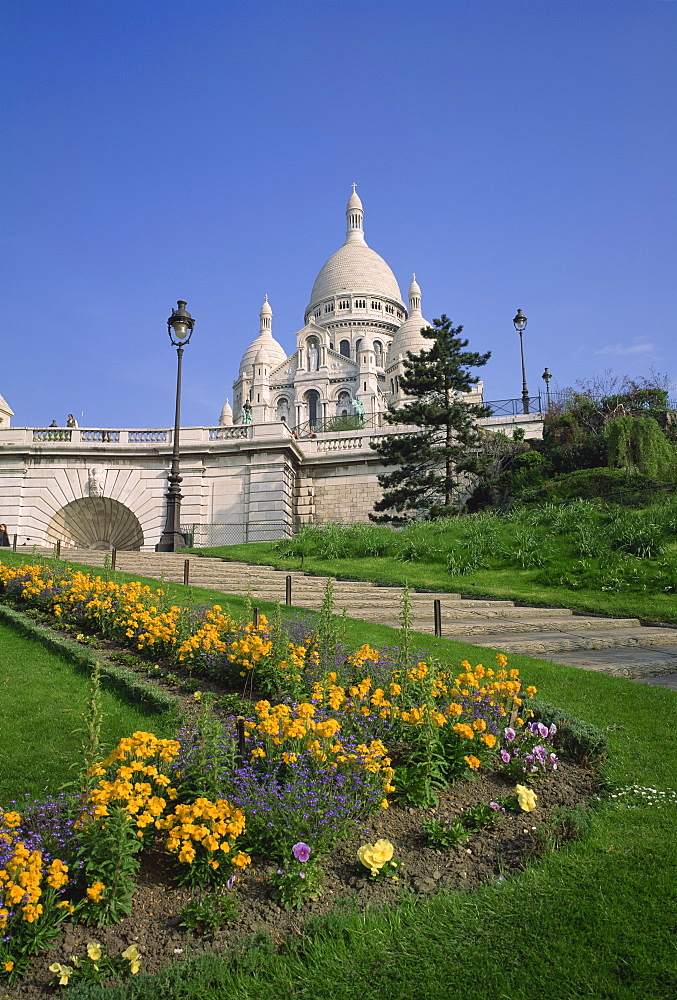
[370,315,490,522]
[269,852,325,910]
[77,805,143,925]
[529,700,608,765]
[178,891,239,933]
[422,802,499,849]
[49,943,141,988]
[515,467,674,506]
[529,803,594,857]
[605,415,676,478]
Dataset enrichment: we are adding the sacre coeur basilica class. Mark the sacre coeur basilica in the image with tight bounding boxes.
[0,188,541,550]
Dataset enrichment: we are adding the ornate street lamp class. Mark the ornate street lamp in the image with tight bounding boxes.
[541,366,553,410]
[513,309,530,415]
[156,300,195,552]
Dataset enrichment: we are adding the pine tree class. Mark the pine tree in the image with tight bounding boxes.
[370,315,491,523]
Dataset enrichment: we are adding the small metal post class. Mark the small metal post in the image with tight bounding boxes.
[236,716,246,764]
[111,548,117,571]
[183,559,190,585]
[434,599,442,637]
[253,607,259,629]
[285,575,292,605]
[56,540,61,558]
[12,534,17,552]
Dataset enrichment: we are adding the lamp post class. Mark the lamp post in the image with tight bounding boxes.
[541,367,552,411]
[156,300,195,552]
[513,309,530,415]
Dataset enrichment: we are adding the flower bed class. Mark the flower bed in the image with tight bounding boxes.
[0,562,583,994]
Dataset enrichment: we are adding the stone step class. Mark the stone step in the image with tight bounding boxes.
[471,627,677,656]
[15,547,677,658]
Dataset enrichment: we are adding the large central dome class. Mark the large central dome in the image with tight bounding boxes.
[306,188,405,316]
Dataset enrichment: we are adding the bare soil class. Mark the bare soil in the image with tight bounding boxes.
[12,760,598,998]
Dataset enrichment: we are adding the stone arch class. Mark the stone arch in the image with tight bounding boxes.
[275,395,292,423]
[46,498,144,551]
[336,389,352,416]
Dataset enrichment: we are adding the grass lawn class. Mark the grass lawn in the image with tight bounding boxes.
[0,622,173,803]
[1,551,676,998]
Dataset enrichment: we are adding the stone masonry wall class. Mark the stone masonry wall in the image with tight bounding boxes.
[309,461,384,525]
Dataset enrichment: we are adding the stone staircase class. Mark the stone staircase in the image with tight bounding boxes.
[24,548,677,666]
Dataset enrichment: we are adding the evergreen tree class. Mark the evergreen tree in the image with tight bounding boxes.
[370,315,491,523]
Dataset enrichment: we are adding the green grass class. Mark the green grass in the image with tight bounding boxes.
[2,550,676,998]
[0,623,172,803]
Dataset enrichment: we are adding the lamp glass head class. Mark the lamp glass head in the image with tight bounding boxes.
[513,309,527,332]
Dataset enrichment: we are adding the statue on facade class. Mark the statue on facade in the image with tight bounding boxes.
[308,344,319,371]
[88,468,105,498]
[352,397,365,419]
[240,400,253,424]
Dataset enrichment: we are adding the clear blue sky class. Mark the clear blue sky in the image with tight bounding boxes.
[3,0,675,428]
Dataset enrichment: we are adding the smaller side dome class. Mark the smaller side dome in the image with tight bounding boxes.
[238,296,288,374]
[219,398,233,426]
[389,274,431,360]
[255,344,269,364]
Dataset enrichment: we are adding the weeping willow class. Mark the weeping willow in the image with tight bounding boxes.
[604,416,676,478]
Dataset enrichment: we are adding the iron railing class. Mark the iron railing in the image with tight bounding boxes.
[181,521,292,547]
[483,396,544,417]
[293,414,386,437]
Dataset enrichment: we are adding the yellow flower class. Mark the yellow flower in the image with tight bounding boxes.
[357,839,394,875]
[3,960,14,972]
[515,784,537,812]
[87,942,102,961]
[49,963,73,985]
[121,944,141,974]
[464,755,481,769]
[86,881,106,902]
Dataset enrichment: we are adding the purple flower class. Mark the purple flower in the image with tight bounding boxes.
[226,875,237,891]
[537,722,549,738]
[489,802,500,810]
[500,749,511,764]
[292,842,311,862]
[504,727,516,742]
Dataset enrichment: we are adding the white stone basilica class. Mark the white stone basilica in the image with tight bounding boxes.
[226,186,452,432]
[0,188,540,551]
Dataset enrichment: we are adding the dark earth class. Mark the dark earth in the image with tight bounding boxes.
[4,615,600,997]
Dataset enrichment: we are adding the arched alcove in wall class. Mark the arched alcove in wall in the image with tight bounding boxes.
[46,498,145,550]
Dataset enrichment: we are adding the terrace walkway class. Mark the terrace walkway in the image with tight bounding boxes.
[29,547,677,688]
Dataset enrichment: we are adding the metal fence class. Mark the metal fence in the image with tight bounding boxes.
[483,396,544,417]
[181,522,292,547]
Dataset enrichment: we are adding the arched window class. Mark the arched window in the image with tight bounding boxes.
[339,339,350,357]
[373,340,383,366]
[355,338,362,360]
[306,389,320,429]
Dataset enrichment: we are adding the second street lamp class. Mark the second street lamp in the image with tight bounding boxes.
[513,309,530,415]
[156,300,195,552]
[542,366,553,411]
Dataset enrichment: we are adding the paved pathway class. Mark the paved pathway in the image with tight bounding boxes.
[30,548,677,689]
